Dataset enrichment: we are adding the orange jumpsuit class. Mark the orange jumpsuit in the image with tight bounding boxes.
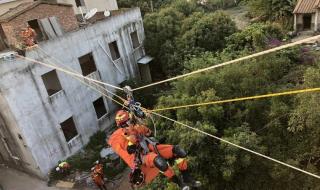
[20,27,36,47]
[91,164,107,190]
[108,124,188,184]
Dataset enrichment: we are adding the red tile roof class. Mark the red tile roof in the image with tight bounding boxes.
[293,0,320,14]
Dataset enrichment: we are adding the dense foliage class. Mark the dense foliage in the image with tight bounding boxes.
[245,0,297,29]
[127,1,320,189]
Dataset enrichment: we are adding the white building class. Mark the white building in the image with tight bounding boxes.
[0,4,152,178]
[0,0,118,16]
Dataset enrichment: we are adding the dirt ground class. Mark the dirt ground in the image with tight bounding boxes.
[0,165,131,190]
[0,165,60,190]
[224,6,250,30]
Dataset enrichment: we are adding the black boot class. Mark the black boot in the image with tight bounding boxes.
[170,175,190,190]
[181,170,202,188]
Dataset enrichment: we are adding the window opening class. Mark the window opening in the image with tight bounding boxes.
[130,31,140,49]
[108,41,120,60]
[93,97,108,119]
[78,53,97,76]
[60,117,78,142]
[41,70,63,96]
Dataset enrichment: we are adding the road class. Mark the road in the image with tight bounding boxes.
[0,165,131,190]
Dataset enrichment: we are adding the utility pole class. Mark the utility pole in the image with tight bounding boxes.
[150,0,154,12]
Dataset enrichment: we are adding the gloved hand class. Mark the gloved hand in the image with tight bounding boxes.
[127,144,137,154]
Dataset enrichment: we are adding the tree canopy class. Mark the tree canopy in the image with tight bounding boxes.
[126,1,320,189]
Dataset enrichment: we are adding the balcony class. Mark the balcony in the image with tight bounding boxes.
[67,134,82,151]
[132,46,145,61]
[84,70,102,87]
[48,90,65,104]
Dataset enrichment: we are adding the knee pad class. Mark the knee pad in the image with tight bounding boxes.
[153,156,168,172]
[173,145,187,158]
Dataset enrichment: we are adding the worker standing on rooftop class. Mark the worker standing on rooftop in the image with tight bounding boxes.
[20,25,37,47]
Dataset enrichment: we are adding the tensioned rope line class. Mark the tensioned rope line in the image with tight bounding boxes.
[152,87,320,112]
[149,111,320,179]
[18,52,320,180]
[133,35,320,91]
[15,54,124,91]
[35,47,126,102]
[18,52,126,107]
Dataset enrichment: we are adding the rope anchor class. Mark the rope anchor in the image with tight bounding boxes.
[123,86,145,119]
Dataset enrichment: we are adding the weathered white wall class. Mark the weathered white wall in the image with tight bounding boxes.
[0,8,145,177]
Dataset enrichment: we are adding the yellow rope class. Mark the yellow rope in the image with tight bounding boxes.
[18,52,320,180]
[150,111,320,179]
[152,87,320,112]
[133,35,320,91]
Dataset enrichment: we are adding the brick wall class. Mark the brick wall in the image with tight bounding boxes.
[1,3,78,47]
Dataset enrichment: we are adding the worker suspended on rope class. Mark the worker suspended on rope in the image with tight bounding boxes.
[91,160,107,190]
[108,109,201,190]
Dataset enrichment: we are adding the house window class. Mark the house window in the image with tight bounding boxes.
[75,0,85,7]
[41,70,63,96]
[130,31,140,49]
[60,117,78,142]
[93,97,108,119]
[108,41,120,60]
[78,53,97,76]
[28,19,46,42]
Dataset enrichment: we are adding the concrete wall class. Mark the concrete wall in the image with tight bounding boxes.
[0,96,41,178]
[0,7,145,177]
[0,3,78,47]
[0,0,33,15]
[57,0,118,14]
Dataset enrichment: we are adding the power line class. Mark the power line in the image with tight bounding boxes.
[150,111,320,179]
[152,87,320,112]
[132,35,320,91]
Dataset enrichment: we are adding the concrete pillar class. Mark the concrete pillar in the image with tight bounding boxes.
[294,14,297,32]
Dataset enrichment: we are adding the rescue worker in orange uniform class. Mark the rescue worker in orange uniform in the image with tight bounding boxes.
[91,161,107,190]
[20,25,37,47]
[108,110,201,190]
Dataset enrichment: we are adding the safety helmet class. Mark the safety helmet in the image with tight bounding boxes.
[129,168,145,186]
[115,110,130,127]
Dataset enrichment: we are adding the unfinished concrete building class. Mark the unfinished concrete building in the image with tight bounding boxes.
[0,1,152,178]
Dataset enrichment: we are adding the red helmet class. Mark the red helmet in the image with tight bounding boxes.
[115,110,130,127]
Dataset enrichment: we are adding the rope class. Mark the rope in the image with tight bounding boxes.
[132,35,320,91]
[35,47,126,102]
[150,111,320,179]
[152,87,320,112]
[16,54,124,91]
[17,49,126,107]
[17,47,320,180]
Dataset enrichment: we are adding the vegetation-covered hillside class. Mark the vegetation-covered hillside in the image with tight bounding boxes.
[119,0,320,189]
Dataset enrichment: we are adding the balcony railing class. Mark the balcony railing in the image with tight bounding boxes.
[132,46,145,61]
[83,70,103,88]
[48,90,65,104]
[67,134,82,151]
